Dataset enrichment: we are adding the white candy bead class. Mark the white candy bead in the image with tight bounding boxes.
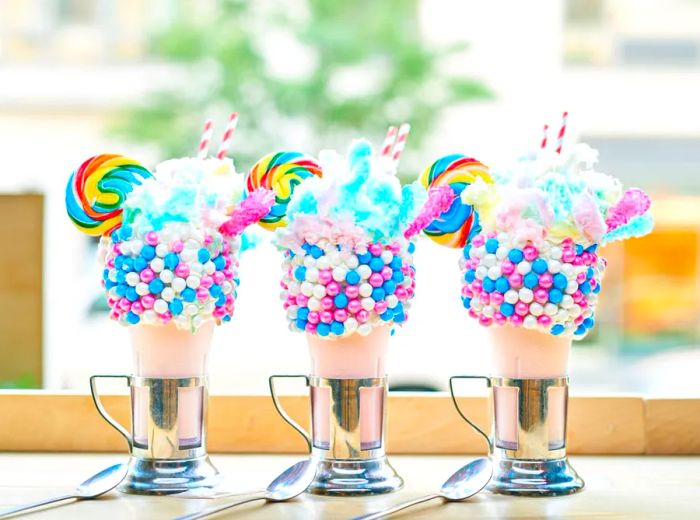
[345,255,359,269]
[172,277,186,293]
[181,250,196,263]
[316,257,330,270]
[204,261,216,275]
[136,282,150,296]
[286,306,298,319]
[381,250,393,264]
[529,302,544,316]
[312,284,326,299]
[358,323,372,336]
[495,247,508,260]
[482,305,494,317]
[544,303,558,316]
[150,257,164,273]
[487,266,501,280]
[161,287,175,302]
[561,295,574,309]
[307,297,321,311]
[504,290,519,304]
[142,310,157,323]
[190,263,204,275]
[192,315,204,329]
[286,281,300,295]
[361,297,375,311]
[126,272,140,286]
[550,247,562,260]
[186,275,201,289]
[523,315,538,329]
[483,254,497,267]
[561,263,574,276]
[304,255,316,268]
[153,299,168,314]
[344,318,358,333]
[548,260,561,274]
[332,266,348,282]
[475,266,488,280]
[156,244,168,258]
[306,267,319,283]
[518,288,534,303]
[130,240,143,255]
[159,269,173,283]
[385,295,398,308]
[359,283,373,297]
[517,261,532,275]
[222,281,233,295]
[358,265,372,280]
[300,281,314,297]
[565,281,578,294]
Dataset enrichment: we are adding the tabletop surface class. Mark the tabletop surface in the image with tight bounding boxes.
[0,453,698,519]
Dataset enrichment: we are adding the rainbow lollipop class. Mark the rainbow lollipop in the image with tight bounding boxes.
[66,154,152,236]
[419,154,491,248]
[246,151,322,230]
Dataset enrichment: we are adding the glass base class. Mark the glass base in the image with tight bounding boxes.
[118,455,221,495]
[307,456,403,496]
[488,456,584,497]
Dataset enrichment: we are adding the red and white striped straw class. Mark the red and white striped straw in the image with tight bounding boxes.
[216,112,240,159]
[391,123,411,168]
[197,118,214,159]
[540,124,549,150]
[379,125,398,157]
[555,111,568,154]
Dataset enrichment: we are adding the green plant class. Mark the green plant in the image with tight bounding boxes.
[113,0,491,176]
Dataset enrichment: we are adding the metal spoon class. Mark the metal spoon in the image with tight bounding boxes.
[174,460,315,520]
[353,458,492,520]
[0,463,127,519]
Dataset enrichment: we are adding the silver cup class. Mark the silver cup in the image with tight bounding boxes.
[269,374,403,496]
[450,375,584,496]
[90,374,220,495]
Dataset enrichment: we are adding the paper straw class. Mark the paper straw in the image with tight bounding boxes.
[555,112,568,154]
[216,112,240,159]
[540,124,549,150]
[391,123,411,168]
[197,119,214,159]
[380,125,398,157]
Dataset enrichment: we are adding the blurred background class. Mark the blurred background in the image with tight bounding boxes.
[0,0,698,395]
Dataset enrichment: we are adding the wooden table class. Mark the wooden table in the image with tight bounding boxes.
[1,453,698,519]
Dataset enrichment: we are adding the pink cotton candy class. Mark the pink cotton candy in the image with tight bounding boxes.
[404,184,455,239]
[606,188,651,231]
[219,188,275,237]
[573,191,606,243]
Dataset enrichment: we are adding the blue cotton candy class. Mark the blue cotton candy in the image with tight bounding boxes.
[602,213,654,243]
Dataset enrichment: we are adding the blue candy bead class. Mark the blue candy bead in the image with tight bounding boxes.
[549,288,563,304]
[579,281,591,294]
[583,317,594,329]
[485,238,499,254]
[390,257,402,271]
[116,271,126,284]
[223,315,231,322]
[380,311,393,321]
[301,243,311,252]
[462,297,472,309]
[593,283,601,294]
[126,312,140,325]
[532,258,548,274]
[464,269,476,283]
[126,287,139,302]
[575,244,584,255]
[574,324,587,335]
[500,302,514,317]
[482,278,495,293]
[551,324,565,335]
[164,253,180,270]
[587,267,594,280]
[133,257,148,272]
[358,251,372,264]
[495,276,510,294]
[209,285,222,298]
[110,229,121,242]
[104,279,116,290]
[310,245,324,259]
[216,294,226,306]
[369,257,384,272]
[317,323,330,337]
[148,279,164,294]
[296,318,308,330]
[383,280,396,295]
[213,255,226,270]
[121,257,134,272]
[181,288,195,302]
[297,307,310,321]
[120,225,133,240]
[372,288,386,301]
[169,299,184,315]
[408,242,416,254]
[394,312,406,323]
[198,248,211,263]
[524,272,539,289]
[114,256,124,270]
[586,244,598,253]
[346,270,361,285]
[553,273,568,290]
[392,271,405,283]
[334,294,348,308]
[294,266,307,281]
[463,244,471,259]
[115,284,127,297]
[508,249,524,263]
[330,321,345,335]
[141,245,156,260]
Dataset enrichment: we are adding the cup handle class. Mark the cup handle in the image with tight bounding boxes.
[268,374,312,452]
[89,374,134,451]
[449,375,493,452]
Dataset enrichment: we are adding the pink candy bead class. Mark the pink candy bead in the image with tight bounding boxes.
[486,231,497,239]
[347,299,362,314]
[501,260,515,275]
[381,266,393,280]
[491,292,505,306]
[131,302,144,315]
[160,311,172,321]
[572,257,584,266]
[523,245,538,261]
[369,243,383,256]
[479,314,493,326]
[468,308,479,319]
[574,315,584,324]
[318,270,333,285]
[369,273,384,287]
[471,235,485,247]
[345,285,360,299]
[320,311,333,324]
[175,264,190,278]
[493,312,507,325]
[118,298,131,312]
[479,292,490,305]
[510,314,524,326]
[406,287,414,298]
[140,268,155,283]
[213,271,225,285]
[204,234,213,245]
[334,309,348,322]
[539,273,553,288]
[308,311,320,324]
[572,290,584,303]
[305,323,317,334]
[534,289,549,304]
[145,232,159,246]
[562,238,574,246]
[141,295,155,309]
[356,310,369,323]
[395,287,408,300]
[326,282,341,297]
[374,301,388,314]
[472,279,483,292]
[200,275,214,289]
[213,307,226,318]
[538,315,552,326]
[171,240,184,253]
[196,288,209,301]
[562,249,576,263]
[321,296,334,310]
[508,273,523,288]
[296,294,309,306]
[515,301,529,316]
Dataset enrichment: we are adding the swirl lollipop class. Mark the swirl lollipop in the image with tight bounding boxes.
[246,151,322,230]
[419,154,491,248]
[66,154,152,236]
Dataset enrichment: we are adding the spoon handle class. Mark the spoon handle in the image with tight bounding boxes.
[173,494,266,520]
[0,494,74,519]
[353,494,441,520]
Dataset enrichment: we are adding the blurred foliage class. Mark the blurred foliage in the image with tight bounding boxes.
[113,0,490,174]
[0,373,38,389]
